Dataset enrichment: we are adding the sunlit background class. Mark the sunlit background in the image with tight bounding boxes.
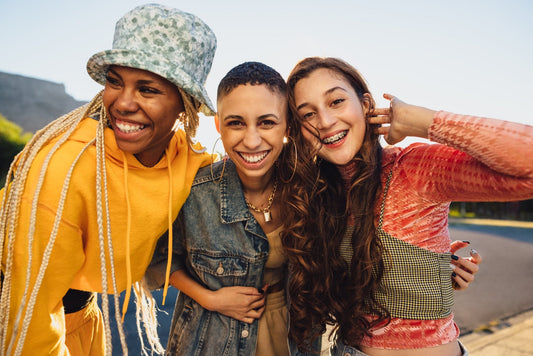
[1,0,531,149]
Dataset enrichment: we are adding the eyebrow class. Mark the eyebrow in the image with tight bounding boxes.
[296,86,348,111]
[106,67,158,86]
[223,113,280,121]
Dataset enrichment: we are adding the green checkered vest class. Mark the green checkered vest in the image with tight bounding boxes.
[372,169,454,319]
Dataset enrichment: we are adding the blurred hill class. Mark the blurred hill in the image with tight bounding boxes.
[0,71,86,133]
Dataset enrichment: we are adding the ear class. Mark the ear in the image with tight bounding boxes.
[214,114,221,134]
[362,93,372,117]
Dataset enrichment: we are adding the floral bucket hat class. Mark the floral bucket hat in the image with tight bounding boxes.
[87,4,217,116]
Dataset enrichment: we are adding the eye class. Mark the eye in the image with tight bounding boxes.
[139,86,162,95]
[226,120,244,127]
[331,98,345,106]
[301,111,316,121]
[259,119,276,127]
[105,74,120,87]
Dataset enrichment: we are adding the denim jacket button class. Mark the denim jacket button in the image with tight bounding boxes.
[216,266,224,275]
[241,329,249,338]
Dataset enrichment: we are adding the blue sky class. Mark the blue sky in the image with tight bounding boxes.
[1,0,531,147]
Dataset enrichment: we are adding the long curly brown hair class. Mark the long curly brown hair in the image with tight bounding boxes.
[280,57,390,352]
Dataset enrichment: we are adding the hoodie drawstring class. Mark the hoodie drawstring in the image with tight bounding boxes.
[121,151,132,322]
[162,148,173,305]
[119,149,174,319]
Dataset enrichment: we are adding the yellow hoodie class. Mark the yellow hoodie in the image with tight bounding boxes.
[1,117,212,355]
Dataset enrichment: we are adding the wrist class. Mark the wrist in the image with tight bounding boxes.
[200,290,216,311]
[403,105,435,139]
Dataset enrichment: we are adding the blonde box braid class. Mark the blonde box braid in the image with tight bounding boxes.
[94,103,129,354]
[1,100,93,353]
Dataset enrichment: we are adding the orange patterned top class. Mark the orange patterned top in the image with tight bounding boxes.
[343,111,533,349]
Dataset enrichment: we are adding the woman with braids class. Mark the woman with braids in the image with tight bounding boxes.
[281,57,533,355]
[0,4,216,355]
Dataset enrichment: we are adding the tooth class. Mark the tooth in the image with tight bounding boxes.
[242,152,267,163]
[117,122,144,133]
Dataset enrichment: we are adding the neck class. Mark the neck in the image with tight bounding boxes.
[239,170,275,196]
[336,160,358,186]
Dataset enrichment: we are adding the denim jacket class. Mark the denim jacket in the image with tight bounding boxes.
[146,159,271,355]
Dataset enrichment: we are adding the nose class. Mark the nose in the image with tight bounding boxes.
[316,110,336,130]
[114,88,138,114]
[243,126,262,149]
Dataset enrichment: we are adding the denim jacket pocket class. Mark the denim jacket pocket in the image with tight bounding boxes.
[190,250,252,289]
[168,303,194,351]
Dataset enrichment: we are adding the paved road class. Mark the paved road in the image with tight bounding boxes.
[449,220,533,335]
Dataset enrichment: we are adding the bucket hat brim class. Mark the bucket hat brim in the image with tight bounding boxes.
[87,49,215,116]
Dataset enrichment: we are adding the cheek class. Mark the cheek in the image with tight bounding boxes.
[300,124,321,147]
[102,89,113,112]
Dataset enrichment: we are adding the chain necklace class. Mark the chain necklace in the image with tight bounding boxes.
[245,177,278,222]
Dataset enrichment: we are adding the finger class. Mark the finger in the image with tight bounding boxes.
[450,262,473,291]
[255,305,266,317]
[249,298,266,310]
[383,93,395,101]
[368,115,390,125]
[451,253,479,274]
[373,126,389,135]
[452,272,469,291]
[469,249,482,264]
[451,261,475,283]
[450,240,470,254]
[238,286,263,296]
[370,108,390,116]
[455,257,480,275]
[243,317,254,324]
[247,308,264,319]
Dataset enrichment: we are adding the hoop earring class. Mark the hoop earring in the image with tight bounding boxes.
[210,137,226,183]
[280,135,298,183]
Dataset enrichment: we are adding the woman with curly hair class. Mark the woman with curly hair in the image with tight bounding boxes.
[281,57,533,355]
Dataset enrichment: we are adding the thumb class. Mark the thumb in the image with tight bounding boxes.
[450,240,470,254]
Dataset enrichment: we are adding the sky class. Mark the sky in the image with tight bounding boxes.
[1,0,532,148]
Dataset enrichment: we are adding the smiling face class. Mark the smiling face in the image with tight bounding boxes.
[293,68,370,166]
[216,84,288,184]
[103,65,184,167]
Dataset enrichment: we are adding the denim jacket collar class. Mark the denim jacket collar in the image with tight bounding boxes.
[200,158,267,240]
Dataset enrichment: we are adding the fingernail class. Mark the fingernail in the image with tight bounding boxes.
[452,272,457,277]
[258,288,264,294]
[462,240,470,244]
[470,249,478,255]
[450,263,456,270]
[451,254,459,260]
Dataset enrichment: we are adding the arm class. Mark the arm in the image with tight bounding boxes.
[372,94,533,201]
[170,269,266,324]
[145,213,266,324]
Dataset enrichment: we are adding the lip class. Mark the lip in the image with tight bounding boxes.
[111,116,149,139]
[321,130,348,147]
[237,150,270,168]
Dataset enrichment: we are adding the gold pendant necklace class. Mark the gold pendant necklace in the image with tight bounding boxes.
[245,177,278,222]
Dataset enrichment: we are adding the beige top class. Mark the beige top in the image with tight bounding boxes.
[262,225,287,285]
[255,225,290,356]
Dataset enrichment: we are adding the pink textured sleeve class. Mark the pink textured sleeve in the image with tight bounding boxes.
[429,111,533,178]
[394,112,533,202]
